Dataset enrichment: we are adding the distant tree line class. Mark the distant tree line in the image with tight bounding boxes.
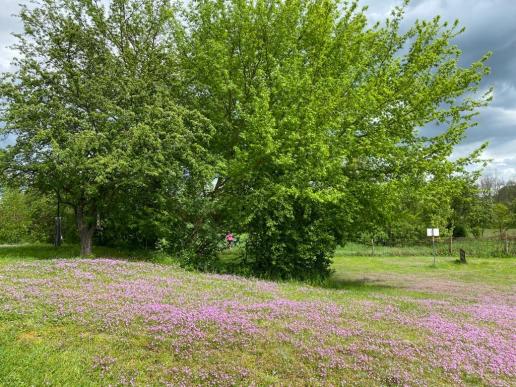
[4,176,513,246]
[352,176,516,246]
[1,0,493,278]
[477,177,516,239]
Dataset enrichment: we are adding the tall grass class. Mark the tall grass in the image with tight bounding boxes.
[339,238,516,258]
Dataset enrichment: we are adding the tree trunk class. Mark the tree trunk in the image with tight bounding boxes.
[76,206,95,256]
[79,227,94,256]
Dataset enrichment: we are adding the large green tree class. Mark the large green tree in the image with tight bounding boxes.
[179,0,490,278]
[1,0,492,276]
[1,0,215,255]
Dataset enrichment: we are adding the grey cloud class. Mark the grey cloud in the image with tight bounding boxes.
[364,0,516,179]
[0,133,15,146]
[0,0,23,72]
[492,83,516,109]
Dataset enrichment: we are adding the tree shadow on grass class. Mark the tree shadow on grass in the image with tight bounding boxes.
[316,276,397,292]
[0,244,77,260]
[0,244,154,262]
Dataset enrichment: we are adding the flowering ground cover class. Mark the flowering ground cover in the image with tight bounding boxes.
[0,248,514,386]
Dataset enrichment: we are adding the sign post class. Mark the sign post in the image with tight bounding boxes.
[426,228,439,265]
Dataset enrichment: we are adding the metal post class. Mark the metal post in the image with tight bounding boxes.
[427,227,439,266]
[432,235,436,265]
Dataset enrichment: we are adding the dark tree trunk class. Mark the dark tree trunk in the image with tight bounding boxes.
[76,205,96,256]
[79,227,95,256]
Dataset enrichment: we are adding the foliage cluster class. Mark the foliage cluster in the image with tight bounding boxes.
[366,177,516,243]
[0,188,76,243]
[1,0,493,278]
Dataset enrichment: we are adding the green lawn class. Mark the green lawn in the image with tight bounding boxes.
[0,245,514,385]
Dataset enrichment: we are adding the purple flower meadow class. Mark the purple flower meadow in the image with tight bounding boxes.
[0,258,514,386]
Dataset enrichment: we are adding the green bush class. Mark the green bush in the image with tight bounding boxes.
[453,224,468,238]
[0,189,31,243]
[0,188,75,244]
[243,196,339,280]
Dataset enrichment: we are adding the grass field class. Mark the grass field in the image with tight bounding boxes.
[335,228,516,258]
[0,245,514,386]
[338,238,516,257]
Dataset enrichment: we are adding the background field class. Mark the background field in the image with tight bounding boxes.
[0,245,514,386]
[333,228,516,258]
[338,238,516,257]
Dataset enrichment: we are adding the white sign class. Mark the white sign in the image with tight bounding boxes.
[426,228,439,237]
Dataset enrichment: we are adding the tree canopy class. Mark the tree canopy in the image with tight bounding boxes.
[1,0,216,255]
[1,0,491,277]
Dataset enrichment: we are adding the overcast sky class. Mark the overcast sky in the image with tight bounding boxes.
[1,0,515,180]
